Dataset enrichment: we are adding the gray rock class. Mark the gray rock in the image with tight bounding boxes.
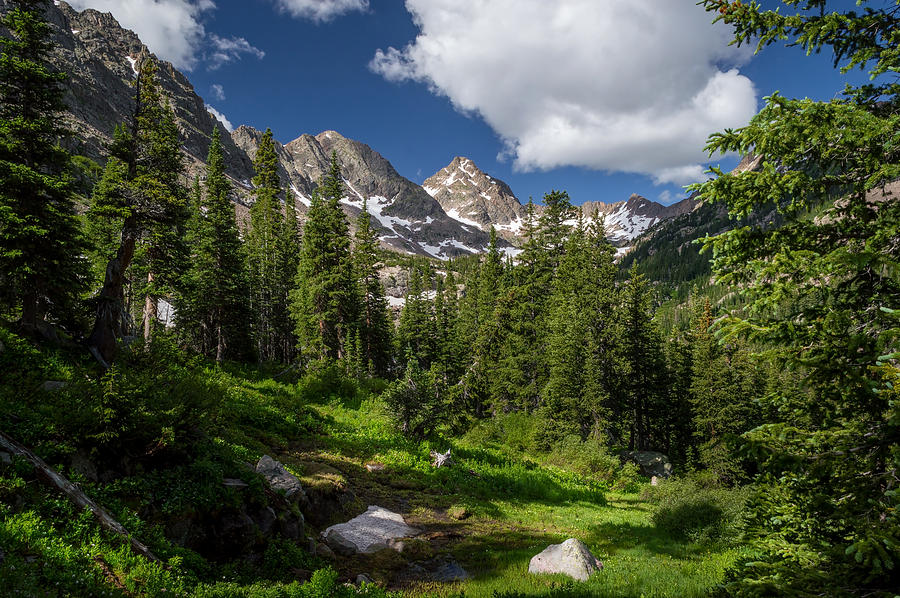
[0,451,12,465]
[223,478,249,489]
[41,380,66,391]
[398,556,471,583]
[651,475,660,486]
[323,505,420,555]
[528,538,603,582]
[623,451,673,479]
[315,542,335,559]
[355,574,374,585]
[256,455,307,502]
[429,557,471,582]
[365,462,385,473]
[424,156,527,244]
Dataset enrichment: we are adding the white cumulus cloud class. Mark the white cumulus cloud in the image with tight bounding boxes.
[206,105,234,132]
[66,0,215,71]
[371,0,758,185]
[210,83,226,101]
[272,0,368,22]
[208,34,265,70]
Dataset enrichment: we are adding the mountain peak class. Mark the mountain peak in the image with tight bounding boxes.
[316,130,346,142]
[424,157,525,240]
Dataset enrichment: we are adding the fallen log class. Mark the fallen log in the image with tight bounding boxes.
[0,430,159,563]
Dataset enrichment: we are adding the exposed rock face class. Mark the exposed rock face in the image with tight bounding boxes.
[423,157,698,253]
[528,538,603,581]
[582,194,698,248]
[323,505,420,555]
[256,455,308,503]
[42,1,255,194]
[424,157,527,242]
[623,451,673,479]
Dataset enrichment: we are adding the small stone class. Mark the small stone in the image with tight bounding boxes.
[650,476,659,486]
[0,451,12,465]
[316,542,335,559]
[223,478,249,489]
[41,380,66,392]
[355,573,374,585]
[365,462,385,473]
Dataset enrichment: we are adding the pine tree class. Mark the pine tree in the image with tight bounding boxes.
[0,0,88,330]
[497,198,551,412]
[246,128,292,362]
[693,4,900,592]
[291,151,357,362]
[619,265,668,451]
[275,177,300,362]
[540,213,615,442]
[87,58,187,364]
[538,190,574,272]
[353,198,392,376]
[396,263,435,369]
[470,228,504,417]
[181,127,249,363]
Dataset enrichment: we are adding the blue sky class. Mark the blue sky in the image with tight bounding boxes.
[67,0,872,206]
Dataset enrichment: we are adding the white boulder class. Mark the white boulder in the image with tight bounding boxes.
[528,538,603,581]
[323,505,420,555]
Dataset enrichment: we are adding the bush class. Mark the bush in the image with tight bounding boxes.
[296,359,359,406]
[647,474,749,544]
[381,356,447,439]
[547,434,620,485]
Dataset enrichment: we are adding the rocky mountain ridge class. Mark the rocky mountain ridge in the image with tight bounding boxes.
[424,157,698,250]
[30,0,696,259]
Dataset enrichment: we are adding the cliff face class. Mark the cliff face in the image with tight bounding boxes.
[424,157,527,242]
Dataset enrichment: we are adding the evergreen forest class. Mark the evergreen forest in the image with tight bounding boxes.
[0,1,898,596]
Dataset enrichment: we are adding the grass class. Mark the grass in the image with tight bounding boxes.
[279,395,746,597]
[0,328,747,597]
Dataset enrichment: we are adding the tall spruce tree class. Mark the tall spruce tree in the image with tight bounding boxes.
[291,151,357,362]
[181,127,249,363]
[87,58,187,364]
[246,128,295,363]
[353,199,392,376]
[0,0,88,329]
[275,175,300,362]
[694,3,900,593]
[619,266,668,451]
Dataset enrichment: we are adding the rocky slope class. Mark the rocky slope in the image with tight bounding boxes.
[423,156,698,251]
[423,157,527,242]
[582,194,698,248]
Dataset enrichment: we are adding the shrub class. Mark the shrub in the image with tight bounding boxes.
[647,474,749,544]
[547,434,619,484]
[381,356,447,439]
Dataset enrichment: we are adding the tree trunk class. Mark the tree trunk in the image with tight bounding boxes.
[0,430,159,563]
[215,307,224,364]
[88,220,137,366]
[142,271,157,344]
